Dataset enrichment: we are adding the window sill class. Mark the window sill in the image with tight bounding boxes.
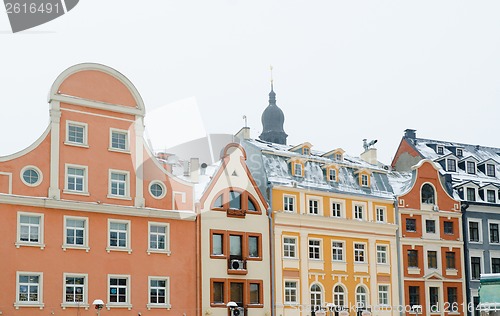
[247,304,264,308]
[63,190,90,196]
[107,194,132,201]
[446,268,458,276]
[227,269,248,275]
[15,242,45,250]
[210,254,227,259]
[211,303,227,308]
[147,303,171,310]
[147,249,171,256]
[106,247,132,254]
[61,303,89,310]
[247,256,262,261]
[14,302,44,309]
[64,141,89,148]
[106,303,132,310]
[283,257,299,260]
[108,148,131,154]
[407,267,421,275]
[62,245,90,252]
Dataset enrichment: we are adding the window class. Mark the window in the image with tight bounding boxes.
[67,121,87,145]
[378,285,389,305]
[17,272,42,306]
[66,165,86,193]
[444,221,454,235]
[487,190,496,203]
[471,257,481,280]
[467,188,476,201]
[229,191,241,210]
[447,159,456,172]
[109,170,129,197]
[469,221,480,242]
[332,202,342,217]
[21,166,42,186]
[212,281,225,304]
[64,274,87,305]
[334,285,346,307]
[309,240,321,260]
[421,184,435,204]
[249,281,262,305]
[108,276,130,305]
[428,251,437,269]
[490,223,499,243]
[406,218,416,232]
[110,129,128,151]
[354,243,365,263]
[148,277,170,308]
[294,163,303,177]
[303,147,310,155]
[492,258,500,273]
[149,222,169,253]
[408,250,418,268]
[377,245,387,264]
[230,234,243,257]
[248,235,260,258]
[64,216,88,250]
[467,161,476,174]
[437,146,444,154]
[230,281,244,306]
[17,213,43,246]
[456,149,463,156]
[283,237,297,258]
[354,205,364,220]
[284,281,298,304]
[426,220,436,233]
[361,174,369,187]
[212,232,224,256]
[446,252,456,269]
[149,181,166,199]
[447,287,457,305]
[329,169,337,182]
[284,196,295,212]
[376,207,386,222]
[356,286,367,309]
[310,284,323,311]
[487,164,496,177]
[309,199,319,215]
[332,242,344,261]
[213,194,223,209]
[429,287,439,312]
[409,286,420,306]
[108,220,130,252]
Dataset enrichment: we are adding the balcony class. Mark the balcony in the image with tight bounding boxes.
[228,256,247,275]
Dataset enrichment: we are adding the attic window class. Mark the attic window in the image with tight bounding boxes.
[303,148,310,155]
[467,161,476,175]
[361,174,369,187]
[437,146,444,155]
[446,159,456,172]
[294,163,303,177]
[335,154,342,161]
[456,149,463,157]
[328,169,337,182]
[213,194,224,209]
[229,191,241,210]
[487,164,496,177]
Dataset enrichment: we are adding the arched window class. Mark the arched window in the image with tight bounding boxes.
[229,191,241,209]
[334,285,346,307]
[356,286,367,309]
[422,183,435,204]
[310,284,323,312]
[213,193,223,209]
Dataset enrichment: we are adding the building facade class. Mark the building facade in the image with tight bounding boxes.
[0,63,197,315]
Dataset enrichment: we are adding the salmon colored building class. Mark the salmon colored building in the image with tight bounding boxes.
[395,160,465,316]
[0,63,197,315]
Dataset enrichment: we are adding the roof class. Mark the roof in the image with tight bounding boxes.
[479,274,500,310]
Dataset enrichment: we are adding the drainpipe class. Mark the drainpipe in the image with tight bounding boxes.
[461,202,470,316]
[395,199,404,316]
[268,181,276,316]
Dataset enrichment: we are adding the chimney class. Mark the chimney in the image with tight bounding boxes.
[235,127,251,140]
[404,129,416,139]
[190,158,199,183]
[360,148,378,165]
[200,163,208,175]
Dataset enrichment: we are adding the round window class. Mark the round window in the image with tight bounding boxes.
[21,167,42,186]
[150,182,165,199]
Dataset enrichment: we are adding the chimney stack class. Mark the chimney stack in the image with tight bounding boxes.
[404,129,416,139]
[190,158,199,183]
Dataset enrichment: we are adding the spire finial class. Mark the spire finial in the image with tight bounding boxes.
[270,65,274,91]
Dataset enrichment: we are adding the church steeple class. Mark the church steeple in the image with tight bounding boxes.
[259,78,288,145]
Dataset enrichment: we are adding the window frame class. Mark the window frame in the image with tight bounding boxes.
[64,164,89,195]
[109,128,130,152]
[247,233,262,261]
[149,181,167,199]
[107,274,132,309]
[20,165,43,187]
[108,169,131,199]
[62,273,89,309]
[406,218,417,232]
[65,120,88,147]
[247,280,264,307]
[333,284,347,307]
[294,163,303,177]
[330,199,344,218]
[487,189,497,203]
[425,219,436,234]
[407,249,418,268]
[443,221,454,235]
[354,243,366,263]
[62,216,89,252]
[468,220,482,243]
[427,250,438,269]
[491,257,500,274]
[421,183,435,205]
[376,206,386,223]
[467,161,476,174]
[470,256,481,280]
[378,285,390,306]
[308,198,321,215]
[328,168,337,182]
[284,280,299,305]
[445,251,456,270]
[376,244,388,264]
[466,187,476,202]
[283,236,298,259]
[16,212,45,249]
[360,174,369,187]
[353,203,365,221]
[15,271,44,308]
[331,240,344,262]
[490,221,500,244]
[147,276,171,310]
[283,195,296,213]
[210,278,227,307]
[210,229,227,259]
[486,164,496,177]
[148,222,170,255]
[107,219,132,254]
[308,239,322,260]
[446,159,456,172]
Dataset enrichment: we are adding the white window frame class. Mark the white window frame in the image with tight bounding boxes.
[376,206,386,223]
[486,163,496,177]
[456,148,463,156]
[107,274,132,309]
[437,146,444,154]
[294,163,303,177]
[466,187,477,202]
[466,160,476,174]
[468,218,483,244]
[469,250,484,281]
[486,189,497,203]
[353,202,366,221]
[284,280,299,305]
[488,220,500,244]
[109,128,130,152]
[330,199,344,218]
[283,195,296,213]
[328,168,337,182]
[308,239,322,260]
[64,164,89,195]
[148,222,170,255]
[147,276,171,310]
[307,197,322,215]
[108,169,131,199]
[65,120,88,147]
[354,243,366,263]
[378,285,390,306]
[333,284,347,307]
[149,180,167,199]
[63,216,89,252]
[446,159,457,172]
[61,273,89,309]
[107,219,132,254]
[16,212,45,249]
[361,174,369,187]
[15,271,44,309]
[376,244,388,264]
[331,240,344,262]
[283,236,298,259]
[20,165,43,187]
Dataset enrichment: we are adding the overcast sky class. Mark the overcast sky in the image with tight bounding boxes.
[1,1,500,165]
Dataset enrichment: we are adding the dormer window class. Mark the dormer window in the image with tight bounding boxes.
[328,169,337,182]
[487,164,496,177]
[446,159,456,172]
[335,154,342,161]
[421,183,435,204]
[361,174,368,187]
[456,148,463,157]
[294,163,303,177]
[303,148,310,155]
[467,161,476,174]
[467,188,476,201]
[437,146,444,155]
[487,189,496,203]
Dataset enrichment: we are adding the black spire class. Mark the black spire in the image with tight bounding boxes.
[259,83,288,145]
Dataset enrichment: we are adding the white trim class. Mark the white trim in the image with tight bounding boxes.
[376,244,388,264]
[64,164,89,195]
[147,276,171,310]
[172,191,187,208]
[375,206,387,223]
[16,211,45,249]
[308,238,323,260]
[49,102,61,199]
[489,250,500,273]
[15,271,44,309]
[331,240,345,262]
[467,218,483,244]
[360,174,369,187]
[330,198,345,218]
[109,128,130,153]
[106,274,132,310]
[353,242,367,263]
[283,279,300,305]
[283,194,296,213]
[147,222,171,255]
[65,120,89,147]
[352,201,367,221]
[488,219,500,244]
[61,107,135,123]
[61,273,89,309]
[307,195,323,216]
[0,171,13,194]
[149,181,167,200]
[0,125,51,162]
[107,219,132,254]
[283,235,298,259]
[20,165,43,187]
[469,250,484,281]
[377,284,390,306]
[108,169,131,199]
[62,216,90,252]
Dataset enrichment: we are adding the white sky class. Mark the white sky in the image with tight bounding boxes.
[1,0,500,164]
